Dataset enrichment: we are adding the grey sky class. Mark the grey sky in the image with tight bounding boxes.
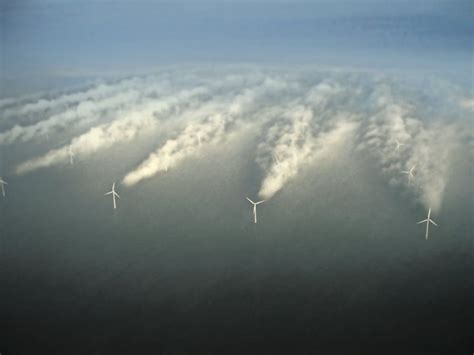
[1,0,472,91]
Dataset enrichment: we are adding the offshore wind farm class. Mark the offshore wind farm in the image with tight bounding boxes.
[1,1,472,354]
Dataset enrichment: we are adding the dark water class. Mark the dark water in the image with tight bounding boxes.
[1,131,472,355]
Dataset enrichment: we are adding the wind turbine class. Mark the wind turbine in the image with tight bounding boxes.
[417,208,438,240]
[104,182,120,210]
[395,139,405,154]
[401,165,416,183]
[68,145,75,165]
[246,197,265,224]
[0,177,8,197]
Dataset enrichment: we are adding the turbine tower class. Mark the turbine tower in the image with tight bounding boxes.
[246,197,265,224]
[0,177,8,197]
[104,182,120,210]
[417,208,438,240]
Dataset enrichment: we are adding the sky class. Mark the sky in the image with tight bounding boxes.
[1,0,473,94]
[0,1,473,354]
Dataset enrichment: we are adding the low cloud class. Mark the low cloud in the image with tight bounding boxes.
[256,80,358,200]
[257,112,358,200]
[14,87,209,174]
[122,113,232,186]
[406,125,457,213]
[357,81,458,213]
[8,66,469,214]
[122,77,298,186]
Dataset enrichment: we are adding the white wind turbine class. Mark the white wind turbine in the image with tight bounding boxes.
[401,165,416,183]
[395,139,405,154]
[104,182,120,210]
[0,176,8,197]
[417,208,438,240]
[246,197,265,224]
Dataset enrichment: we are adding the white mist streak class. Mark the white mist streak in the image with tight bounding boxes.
[122,114,231,186]
[122,75,300,186]
[257,112,357,200]
[358,82,459,213]
[0,90,142,144]
[13,70,279,175]
[256,106,315,200]
[256,79,357,200]
[14,87,208,175]
[2,77,145,119]
[406,125,457,213]
[0,75,178,144]
[9,67,467,212]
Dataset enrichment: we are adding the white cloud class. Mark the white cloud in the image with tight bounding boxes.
[256,79,358,200]
[356,81,459,213]
[257,109,358,200]
[122,113,232,186]
[122,76,297,186]
[9,66,468,215]
[14,87,209,174]
[406,124,457,213]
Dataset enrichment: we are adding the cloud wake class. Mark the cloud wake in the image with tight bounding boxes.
[7,66,469,214]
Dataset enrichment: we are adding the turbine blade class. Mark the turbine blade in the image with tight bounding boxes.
[256,200,265,205]
[246,197,254,204]
[429,220,438,227]
[114,192,120,199]
[417,219,428,224]
[105,191,113,195]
